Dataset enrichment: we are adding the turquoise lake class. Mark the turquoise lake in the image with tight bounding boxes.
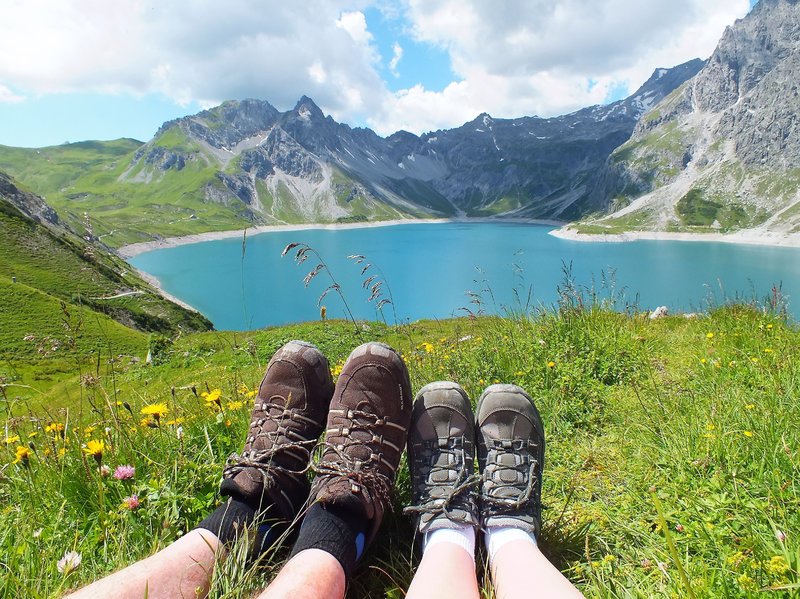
[128,222,800,330]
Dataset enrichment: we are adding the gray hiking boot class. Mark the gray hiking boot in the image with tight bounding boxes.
[404,381,478,534]
[476,384,545,535]
[221,340,334,522]
[309,342,412,549]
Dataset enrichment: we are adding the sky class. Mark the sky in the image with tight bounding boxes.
[0,0,757,148]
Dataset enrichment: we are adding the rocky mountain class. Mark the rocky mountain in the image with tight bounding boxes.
[589,0,800,235]
[125,59,702,228]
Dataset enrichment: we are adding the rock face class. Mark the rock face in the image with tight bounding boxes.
[124,63,702,224]
[0,171,59,225]
[596,0,800,235]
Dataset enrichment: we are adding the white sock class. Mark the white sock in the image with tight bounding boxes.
[485,526,537,563]
[423,526,476,563]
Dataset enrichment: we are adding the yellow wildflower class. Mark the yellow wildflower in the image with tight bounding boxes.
[700,358,707,364]
[515,370,525,376]
[45,422,65,435]
[5,435,20,445]
[202,389,222,405]
[246,390,257,398]
[706,332,715,339]
[13,445,31,465]
[27,431,38,438]
[547,361,556,368]
[743,430,754,437]
[764,348,773,353]
[745,404,754,410]
[83,439,104,461]
[766,323,773,330]
[227,400,244,411]
[140,417,152,427]
[765,555,789,576]
[83,426,96,436]
[421,342,434,353]
[140,403,168,421]
[706,423,716,431]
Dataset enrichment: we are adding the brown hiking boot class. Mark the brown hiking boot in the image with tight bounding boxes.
[221,340,334,522]
[309,342,412,548]
[476,384,545,535]
[405,381,478,534]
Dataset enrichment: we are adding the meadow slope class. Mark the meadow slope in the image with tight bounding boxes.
[1,305,798,597]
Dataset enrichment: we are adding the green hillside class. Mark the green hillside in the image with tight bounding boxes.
[1,304,797,598]
[0,138,254,248]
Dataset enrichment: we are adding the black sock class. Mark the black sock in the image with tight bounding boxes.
[289,502,369,578]
[197,497,257,546]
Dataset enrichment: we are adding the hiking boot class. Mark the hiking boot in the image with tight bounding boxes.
[309,342,412,548]
[476,384,545,535]
[221,340,334,522]
[404,381,478,534]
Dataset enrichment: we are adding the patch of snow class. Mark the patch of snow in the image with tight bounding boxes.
[298,106,312,122]
[657,68,668,78]
[482,115,492,128]
[398,162,406,169]
[475,128,485,132]
[407,153,416,162]
[427,136,438,143]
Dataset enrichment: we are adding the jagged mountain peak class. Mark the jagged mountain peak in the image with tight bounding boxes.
[631,59,705,98]
[122,53,704,228]
[596,0,800,235]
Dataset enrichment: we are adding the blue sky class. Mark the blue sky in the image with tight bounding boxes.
[0,1,756,148]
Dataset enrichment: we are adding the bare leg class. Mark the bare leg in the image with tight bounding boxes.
[491,540,584,599]
[255,549,346,599]
[406,541,480,599]
[67,529,222,599]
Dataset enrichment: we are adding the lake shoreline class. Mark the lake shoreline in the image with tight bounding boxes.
[117,217,565,258]
[550,226,800,248]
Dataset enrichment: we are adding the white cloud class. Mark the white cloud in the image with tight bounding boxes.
[336,10,373,46]
[368,0,750,134]
[389,43,404,77]
[0,1,382,118]
[0,0,751,137]
[0,84,25,103]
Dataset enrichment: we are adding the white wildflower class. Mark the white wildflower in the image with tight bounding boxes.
[57,550,82,574]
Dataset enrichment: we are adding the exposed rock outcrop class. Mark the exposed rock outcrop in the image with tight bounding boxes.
[597,0,800,235]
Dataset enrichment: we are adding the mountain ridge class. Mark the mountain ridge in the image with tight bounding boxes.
[576,0,800,238]
[121,58,703,234]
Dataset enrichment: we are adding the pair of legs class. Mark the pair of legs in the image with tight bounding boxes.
[404,382,583,599]
[70,342,581,598]
[72,340,410,599]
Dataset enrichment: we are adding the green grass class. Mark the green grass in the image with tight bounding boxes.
[1,291,798,597]
[0,194,211,343]
[0,138,254,247]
